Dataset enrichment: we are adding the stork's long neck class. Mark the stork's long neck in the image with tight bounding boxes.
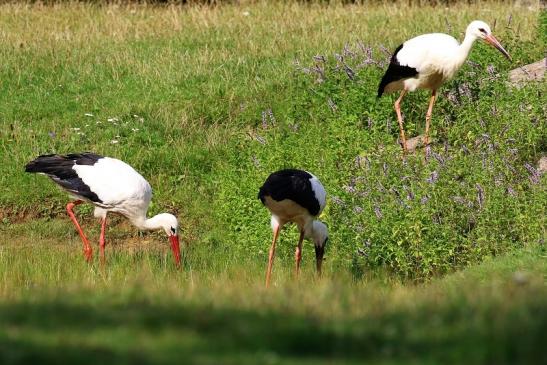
[131,214,165,231]
[456,33,478,66]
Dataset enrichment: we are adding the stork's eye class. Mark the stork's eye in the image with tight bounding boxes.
[170,227,176,234]
[478,28,486,33]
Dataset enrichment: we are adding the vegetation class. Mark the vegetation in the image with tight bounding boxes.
[0,2,544,364]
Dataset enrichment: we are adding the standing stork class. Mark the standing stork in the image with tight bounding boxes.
[258,169,328,287]
[378,20,511,154]
[25,153,181,267]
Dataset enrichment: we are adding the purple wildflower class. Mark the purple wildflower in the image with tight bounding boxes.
[261,109,275,128]
[327,98,338,112]
[432,152,445,166]
[251,155,260,168]
[358,189,370,198]
[353,206,364,214]
[379,44,391,59]
[313,55,326,63]
[487,64,496,76]
[458,83,472,98]
[524,163,540,184]
[356,41,374,67]
[268,109,276,126]
[254,135,266,145]
[48,131,56,139]
[405,187,415,201]
[466,60,480,68]
[374,205,383,220]
[420,195,430,205]
[261,110,268,129]
[506,186,517,197]
[344,184,357,194]
[343,44,356,59]
[343,64,356,80]
[396,198,410,209]
[446,90,459,106]
[331,196,345,206]
[426,171,439,184]
[357,239,371,257]
[311,65,325,82]
[476,183,485,209]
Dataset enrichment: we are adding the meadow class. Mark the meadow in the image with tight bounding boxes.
[0,2,545,364]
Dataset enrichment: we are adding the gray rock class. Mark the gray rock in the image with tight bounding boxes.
[508,58,545,85]
[538,156,547,175]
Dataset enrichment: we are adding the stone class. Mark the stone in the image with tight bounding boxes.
[508,58,545,85]
[538,156,547,175]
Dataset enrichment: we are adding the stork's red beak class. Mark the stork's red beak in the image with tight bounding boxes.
[484,34,511,61]
[169,235,181,268]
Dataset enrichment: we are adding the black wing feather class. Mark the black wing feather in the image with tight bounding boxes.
[25,153,104,203]
[258,169,320,216]
[377,43,419,97]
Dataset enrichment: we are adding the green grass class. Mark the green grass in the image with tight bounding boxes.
[1,230,546,364]
[0,2,545,364]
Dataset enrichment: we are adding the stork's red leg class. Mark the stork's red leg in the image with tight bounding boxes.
[294,230,305,277]
[424,90,437,158]
[265,224,280,288]
[394,90,408,154]
[99,216,107,265]
[66,200,92,262]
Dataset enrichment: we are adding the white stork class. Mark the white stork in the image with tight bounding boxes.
[378,20,511,154]
[258,169,328,287]
[25,153,181,267]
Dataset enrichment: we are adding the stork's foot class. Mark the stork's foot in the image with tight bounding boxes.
[398,139,408,155]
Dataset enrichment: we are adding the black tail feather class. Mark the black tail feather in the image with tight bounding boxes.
[25,153,104,203]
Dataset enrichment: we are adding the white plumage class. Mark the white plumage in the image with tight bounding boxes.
[378,20,511,154]
[309,174,327,213]
[73,157,152,220]
[25,153,181,267]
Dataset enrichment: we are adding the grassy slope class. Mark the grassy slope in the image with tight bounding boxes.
[0,2,545,364]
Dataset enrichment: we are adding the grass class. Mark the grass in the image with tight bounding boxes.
[1,228,546,365]
[0,1,545,364]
